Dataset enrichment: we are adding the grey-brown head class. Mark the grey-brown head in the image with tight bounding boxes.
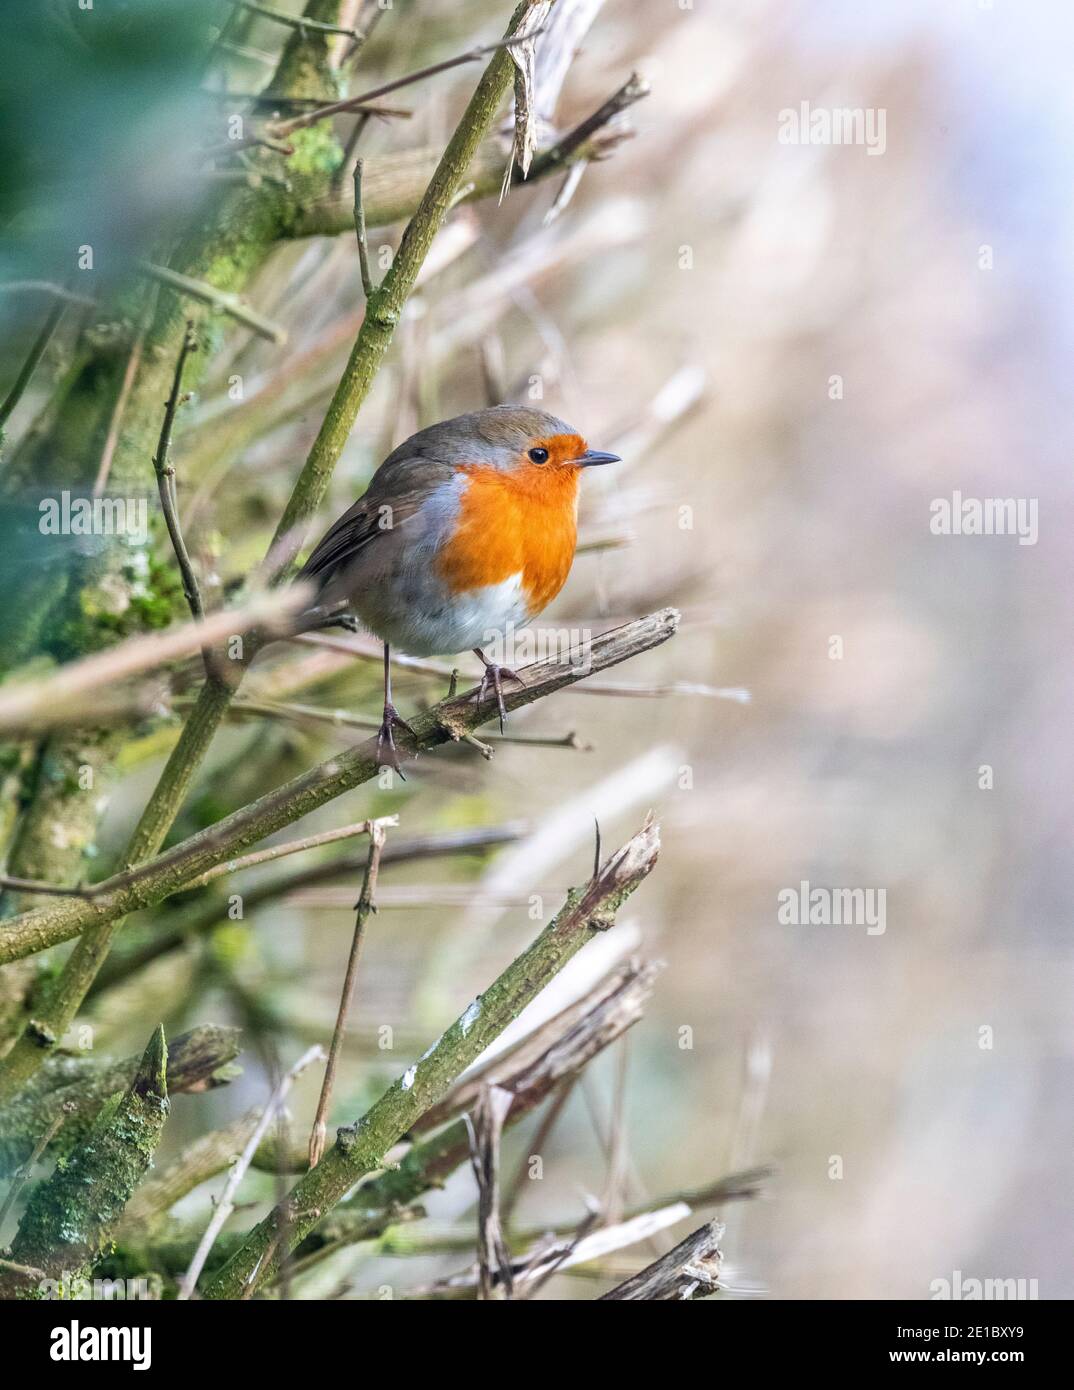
[387,404,620,474]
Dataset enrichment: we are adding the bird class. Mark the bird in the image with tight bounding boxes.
[296,404,620,772]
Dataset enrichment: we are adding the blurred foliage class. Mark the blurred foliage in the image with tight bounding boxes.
[0,0,216,291]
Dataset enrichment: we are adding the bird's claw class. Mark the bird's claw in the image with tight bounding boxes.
[376,702,417,779]
[475,663,524,734]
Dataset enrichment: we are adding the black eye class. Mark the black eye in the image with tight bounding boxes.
[528,446,549,464]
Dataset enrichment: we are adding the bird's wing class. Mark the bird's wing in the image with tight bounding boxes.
[298,456,454,586]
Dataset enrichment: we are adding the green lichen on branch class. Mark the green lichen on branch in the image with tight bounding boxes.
[0,1024,239,1177]
[1,1025,169,1296]
[202,816,660,1298]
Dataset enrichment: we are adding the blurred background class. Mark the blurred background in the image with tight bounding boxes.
[1,0,1070,1298]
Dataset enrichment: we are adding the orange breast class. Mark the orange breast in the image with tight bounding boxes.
[436,463,580,615]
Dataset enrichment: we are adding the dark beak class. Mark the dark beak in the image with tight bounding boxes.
[575,448,620,467]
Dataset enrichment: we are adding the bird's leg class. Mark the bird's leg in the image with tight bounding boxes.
[472,647,524,734]
[377,642,417,778]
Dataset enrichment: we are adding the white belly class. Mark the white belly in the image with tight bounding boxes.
[353,571,530,657]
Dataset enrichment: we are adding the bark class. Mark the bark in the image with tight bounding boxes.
[0,1026,169,1297]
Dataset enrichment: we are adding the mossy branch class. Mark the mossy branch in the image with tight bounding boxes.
[0,610,679,988]
[0,1025,240,1177]
[200,814,660,1298]
[109,959,665,1285]
[0,1026,169,1297]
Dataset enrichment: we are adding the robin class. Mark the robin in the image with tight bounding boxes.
[297,404,619,772]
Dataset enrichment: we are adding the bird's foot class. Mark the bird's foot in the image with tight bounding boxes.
[376,702,417,779]
[475,663,524,734]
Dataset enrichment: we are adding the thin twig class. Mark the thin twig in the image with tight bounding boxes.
[515,1206,603,1300]
[232,0,362,40]
[529,72,650,178]
[93,293,156,495]
[0,875,95,899]
[0,1257,46,1280]
[202,132,296,159]
[186,815,398,893]
[308,816,389,1168]
[139,262,287,344]
[501,1076,577,1224]
[207,694,590,750]
[0,299,66,431]
[179,694,378,732]
[0,281,96,307]
[152,322,204,630]
[269,32,545,138]
[352,158,375,299]
[332,110,372,194]
[0,586,310,739]
[176,1044,324,1299]
[401,1166,774,1263]
[465,1085,515,1299]
[90,821,528,997]
[0,1105,72,1231]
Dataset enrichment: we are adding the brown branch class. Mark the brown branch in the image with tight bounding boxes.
[182,814,398,892]
[232,0,363,41]
[268,32,544,138]
[307,817,390,1168]
[598,1219,724,1300]
[0,587,309,738]
[201,817,660,1298]
[0,610,678,972]
[176,1044,324,1300]
[352,157,375,299]
[93,291,157,495]
[530,72,649,176]
[91,821,528,997]
[0,875,95,899]
[100,958,667,1283]
[0,298,66,431]
[465,1085,515,1300]
[151,322,205,638]
[0,1105,72,1230]
[0,1025,242,1178]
